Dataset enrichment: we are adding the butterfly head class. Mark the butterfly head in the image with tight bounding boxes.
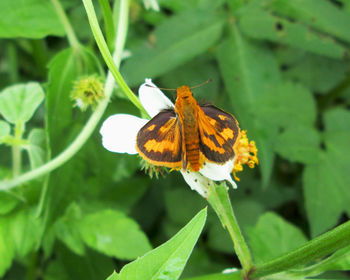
[176,85,193,99]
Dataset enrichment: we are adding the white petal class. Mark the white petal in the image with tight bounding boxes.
[180,170,210,197]
[100,114,148,154]
[199,160,237,189]
[139,78,174,117]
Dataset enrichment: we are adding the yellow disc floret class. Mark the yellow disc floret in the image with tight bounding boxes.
[233,130,258,181]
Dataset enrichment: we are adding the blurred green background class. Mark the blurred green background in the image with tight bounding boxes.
[0,0,350,279]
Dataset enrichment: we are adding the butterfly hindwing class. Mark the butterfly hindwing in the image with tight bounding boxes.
[136,109,183,168]
[198,104,239,163]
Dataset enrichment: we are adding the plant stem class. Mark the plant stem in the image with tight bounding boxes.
[98,0,116,50]
[12,122,24,177]
[207,183,253,276]
[82,0,148,115]
[0,0,130,191]
[249,219,350,279]
[50,0,81,51]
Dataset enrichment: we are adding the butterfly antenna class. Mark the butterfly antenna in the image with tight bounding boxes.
[145,84,177,91]
[190,79,212,90]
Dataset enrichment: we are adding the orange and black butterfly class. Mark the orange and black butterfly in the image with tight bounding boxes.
[136,85,240,172]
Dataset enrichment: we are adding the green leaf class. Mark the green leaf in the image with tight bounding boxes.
[275,126,321,164]
[118,208,207,280]
[122,9,224,87]
[303,109,350,236]
[55,203,85,256]
[46,47,100,154]
[269,0,350,44]
[0,82,44,124]
[183,271,242,280]
[255,82,317,129]
[239,7,346,59]
[0,192,19,215]
[216,26,281,186]
[0,215,15,277]
[25,128,47,169]
[281,53,347,94]
[247,212,307,264]
[106,271,119,280]
[0,120,10,142]
[78,209,152,260]
[0,0,64,38]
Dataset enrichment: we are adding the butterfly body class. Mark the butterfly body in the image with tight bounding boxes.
[136,85,240,172]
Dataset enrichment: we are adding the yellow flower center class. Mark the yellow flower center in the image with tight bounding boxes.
[233,130,258,181]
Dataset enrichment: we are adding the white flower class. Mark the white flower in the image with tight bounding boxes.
[100,79,237,197]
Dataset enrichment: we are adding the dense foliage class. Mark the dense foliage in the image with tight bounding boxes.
[0,0,349,279]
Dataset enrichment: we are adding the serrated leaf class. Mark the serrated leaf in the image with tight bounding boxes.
[0,82,44,124]
[303,109,350,236]
[0,0,64,38]
[275,126,321,164]
[106,271,120,280]
[247,212,307,263]
[216,26,280,186]
[0,120,10,142]
[118,208,207,280]
[122,9,224,86]
[78,209,152,260]
[239,8,346,59]
[25,128,47,169]
[270,0,350,44]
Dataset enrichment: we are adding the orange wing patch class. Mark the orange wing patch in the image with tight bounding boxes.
[198,104,239,163]
[136,110,183,169]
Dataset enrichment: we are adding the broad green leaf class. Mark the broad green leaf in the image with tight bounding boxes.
[0,0,64,38]
[255,82,317,129]
[281,53,347,94]
[303,109,350,236]
[8,207,42,258]
[239,8,346,59]
[106,271,119,280]
[0,82,44,124]
[270,0,350,44]
[0,120,10,142]
[118,208,207,280]
[78,209,152,260]
[55,203,85,256]
[0,216,15,276]
[0,192,19,215]
[183,271,242,280]
[122,9,224,86]
[46,47,100,154]
[216,26,280,186]
[25,128,47,169]
[247,212,307,263]
[44,245,115,280]
[275,126,321,164]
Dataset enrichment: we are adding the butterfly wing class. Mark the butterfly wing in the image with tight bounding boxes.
[136,109,184,169]
[197,104,240,163]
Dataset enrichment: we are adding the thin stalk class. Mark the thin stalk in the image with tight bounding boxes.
[207,183,253,276]
[50,0,80,51]
[249,220,350,279]
[82,0,147,115]
[98,0,116,50]
[12,122,24,177]
[0,0,130,191]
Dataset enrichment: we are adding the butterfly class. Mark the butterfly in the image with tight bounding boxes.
[136,85,240,172]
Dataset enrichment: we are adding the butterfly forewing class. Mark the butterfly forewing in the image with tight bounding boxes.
[136,110,183,169]
[198,104,239,163]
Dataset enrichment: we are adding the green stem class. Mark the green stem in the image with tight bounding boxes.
[12,122,24,177]
[249,220,350,279]
[98,0,116,50]
[82,0,147,115]
[207,183,253,276]
[50,0,80,51]
[0,0,130,191]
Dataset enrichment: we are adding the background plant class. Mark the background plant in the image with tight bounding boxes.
[0,0,350,279]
